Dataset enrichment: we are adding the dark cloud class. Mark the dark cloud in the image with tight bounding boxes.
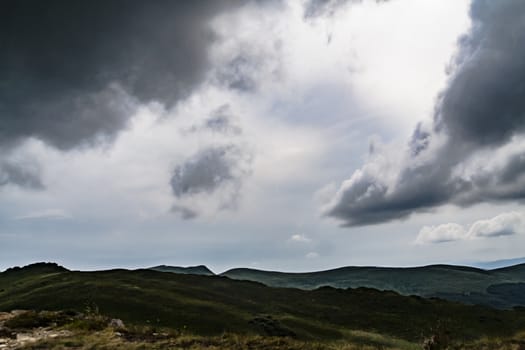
[0,160,43,190]
[170,145,252,215]
[436,0,525,147]
[326,0,525,226]
[0,0,243,151]
[498,153,525,184]
[171,146,240,198]
[326,158,463,226]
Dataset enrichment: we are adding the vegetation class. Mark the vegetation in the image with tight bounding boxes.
[1,310,525,349]
[1,263,525,349]
[221,264,525,309]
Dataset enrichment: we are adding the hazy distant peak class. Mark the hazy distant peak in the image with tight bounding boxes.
[149,265,215,276]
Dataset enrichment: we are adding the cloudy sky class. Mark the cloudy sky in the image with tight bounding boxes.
[1,0,525,272]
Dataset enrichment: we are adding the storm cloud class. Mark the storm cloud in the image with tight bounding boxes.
[325,0,525,226]
[436,0,525,147]
[0,0,244,151]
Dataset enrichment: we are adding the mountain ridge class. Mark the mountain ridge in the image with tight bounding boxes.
[220,263,525,309]
[149,264,215,276]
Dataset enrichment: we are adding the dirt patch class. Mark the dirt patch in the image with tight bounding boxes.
[0,311,72,349]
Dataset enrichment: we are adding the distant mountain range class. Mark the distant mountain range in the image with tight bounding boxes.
[2,261,524,309]
[149,265,214,276]
[150,263,525,309]
[472,256,525,270]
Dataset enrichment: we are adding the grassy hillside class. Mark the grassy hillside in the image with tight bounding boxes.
[1,262,525,348]
[221,264,525,309]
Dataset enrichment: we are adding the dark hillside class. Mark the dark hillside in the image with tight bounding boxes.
[1,264,525,343]
[221,264,525,309]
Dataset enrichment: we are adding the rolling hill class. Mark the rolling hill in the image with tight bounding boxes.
[221,263,525,309]
[2,262,525,347]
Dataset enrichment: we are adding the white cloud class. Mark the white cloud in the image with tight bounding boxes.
[415,223,467,244]
[468,212,525,239]
[415,211,525,244]
[289,234,312,243]
[15,208,71,221]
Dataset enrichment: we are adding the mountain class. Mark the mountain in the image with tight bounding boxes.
[2,263,525,346]
[221,263,525,309]
[149,264,214,276]
[474,257,525,270]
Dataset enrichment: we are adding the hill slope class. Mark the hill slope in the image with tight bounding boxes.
[2,263,525,344]
[221,264,525,309]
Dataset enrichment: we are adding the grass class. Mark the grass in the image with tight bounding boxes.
[2,263,525,348]
[2,309,525,349]
[12,323,525,350]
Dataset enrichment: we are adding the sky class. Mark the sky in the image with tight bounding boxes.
[1,0,525,273]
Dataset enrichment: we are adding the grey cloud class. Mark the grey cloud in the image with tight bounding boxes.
[436,0,525,147]
[0,0,244,152]
[170,145,252,212]
[325,0,525,226]
[188,105,242,135]
[1,85,135,151]
[497,153,525,185]
[214,43,282,93]
[304,0,355,19]
[0,160,43,190]
[171,146,239,197]
[326,160,462,226]
[327,139,525,227]
[216,55,260,92]
[304,0,388,19]
[171,205,198,221]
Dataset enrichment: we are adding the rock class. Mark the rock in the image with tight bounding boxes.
[10,310,27,317]
[0,313,11,322]
[109,318,125,329]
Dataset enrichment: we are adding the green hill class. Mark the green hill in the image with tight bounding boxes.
[149,265,215,276]
[2,262,525,346]
[221,264,525,309]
